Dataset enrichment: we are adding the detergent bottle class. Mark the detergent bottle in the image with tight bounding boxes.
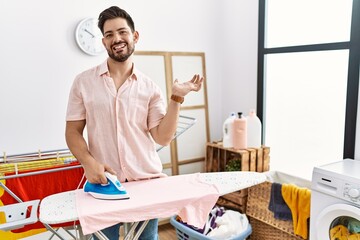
[233,112,247,150]
[223,112,236,148]
[246,109,262,148]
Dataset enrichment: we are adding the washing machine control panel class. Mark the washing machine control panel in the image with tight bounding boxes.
[344,183,360,204]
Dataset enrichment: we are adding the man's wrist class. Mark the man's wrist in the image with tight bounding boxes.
[170,94,184,104]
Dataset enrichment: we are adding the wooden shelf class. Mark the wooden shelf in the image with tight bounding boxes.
[205,142,270,173]
[205,142,270,213]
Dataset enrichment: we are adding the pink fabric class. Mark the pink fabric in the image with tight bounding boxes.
[75,173,219,235]
[66,60,167,182]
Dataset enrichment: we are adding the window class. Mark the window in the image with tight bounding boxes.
[258,0,360,179]
[266,0,352,48]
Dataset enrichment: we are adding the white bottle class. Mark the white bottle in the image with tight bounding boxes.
[246,109,262,148]
[233,112,247,150]
[223,112,236,148]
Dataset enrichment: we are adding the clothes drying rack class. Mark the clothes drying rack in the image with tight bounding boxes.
[0,115,197,240]
[0,149,82,239]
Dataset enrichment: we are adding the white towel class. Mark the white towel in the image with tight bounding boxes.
[206,210,249,239]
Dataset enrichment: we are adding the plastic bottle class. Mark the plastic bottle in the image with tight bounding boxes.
[233,112,247,150]
[223,112,236,148]
[246,109,262,148]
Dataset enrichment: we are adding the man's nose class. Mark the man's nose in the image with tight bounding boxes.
[113,32,122,42]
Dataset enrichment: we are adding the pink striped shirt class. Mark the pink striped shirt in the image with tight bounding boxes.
[66,60,167,182]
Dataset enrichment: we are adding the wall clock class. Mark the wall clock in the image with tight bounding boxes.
[75,18,105,56]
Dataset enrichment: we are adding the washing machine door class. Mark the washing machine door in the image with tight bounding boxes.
[315,203,360,239]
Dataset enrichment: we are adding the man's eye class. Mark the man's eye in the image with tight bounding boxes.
[105,34,112,38]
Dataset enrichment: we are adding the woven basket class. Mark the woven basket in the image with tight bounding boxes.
[246,181,303,240]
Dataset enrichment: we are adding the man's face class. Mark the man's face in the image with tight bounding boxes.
[102,18,138,62]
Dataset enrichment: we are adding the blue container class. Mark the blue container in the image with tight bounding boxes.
[170,216,252,240]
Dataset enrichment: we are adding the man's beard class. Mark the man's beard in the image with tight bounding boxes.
[107,43,135,62]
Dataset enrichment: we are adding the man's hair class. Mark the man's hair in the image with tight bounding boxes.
[98,6,135,34]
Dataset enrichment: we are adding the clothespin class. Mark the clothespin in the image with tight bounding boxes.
[56,151,60,161]
[3,152,6,163]
[14,163,18,175]
[38,149,41,159]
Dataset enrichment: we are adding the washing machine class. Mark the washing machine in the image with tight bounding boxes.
[310,159,360,240]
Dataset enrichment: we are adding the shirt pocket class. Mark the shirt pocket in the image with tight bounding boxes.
[128,96,149,128]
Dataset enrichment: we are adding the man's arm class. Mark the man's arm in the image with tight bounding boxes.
[150,100,181,146]
[65,120,114,183]
[150,74,204,145]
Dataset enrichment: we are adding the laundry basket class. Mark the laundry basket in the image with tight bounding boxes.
[246,171,311,240]
[170,216,252,240]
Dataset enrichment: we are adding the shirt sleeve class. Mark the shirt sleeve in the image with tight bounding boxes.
[66,76,86,121]
[148,84,166,130]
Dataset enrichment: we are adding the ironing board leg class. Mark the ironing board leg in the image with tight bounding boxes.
[124,222,138,240]
[62,226,77,239]
[78,225,93,240]
[123,220,149,240]
[132,220,149,240]
[93,230,109,240]
[43,224,69,240]
[65,224,90,240]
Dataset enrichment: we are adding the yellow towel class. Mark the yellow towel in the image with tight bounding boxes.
[330,225,349,240]
[330,224,360,240]
[349,234,360,240]
[282,183,311,239]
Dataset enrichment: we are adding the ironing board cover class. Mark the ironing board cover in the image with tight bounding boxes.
[75,173,219,235]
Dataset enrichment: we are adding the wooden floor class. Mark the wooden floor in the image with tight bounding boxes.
[159,223,178,239]
[119,222,178,239]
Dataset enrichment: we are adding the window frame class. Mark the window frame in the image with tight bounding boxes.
[257,0,360,159]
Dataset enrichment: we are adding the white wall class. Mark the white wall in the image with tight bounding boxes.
[1,0,259,155]
[3,0,358,160]
[221,0,259,122]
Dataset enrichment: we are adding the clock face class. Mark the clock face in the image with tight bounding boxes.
[75,18,105,56]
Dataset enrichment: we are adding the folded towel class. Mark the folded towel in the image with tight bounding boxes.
[282,183,311,239]
[268,182,292,220]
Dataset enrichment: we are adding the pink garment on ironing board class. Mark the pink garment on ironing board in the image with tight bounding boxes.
[75,173,220,235]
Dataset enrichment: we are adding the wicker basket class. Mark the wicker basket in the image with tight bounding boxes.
[246,181,303,240]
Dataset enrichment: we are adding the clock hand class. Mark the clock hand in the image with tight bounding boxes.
[84,29,95,38]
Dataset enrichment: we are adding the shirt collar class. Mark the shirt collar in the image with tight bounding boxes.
[99,59,138,81]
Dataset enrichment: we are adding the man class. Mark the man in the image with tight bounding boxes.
[65,6,204,240]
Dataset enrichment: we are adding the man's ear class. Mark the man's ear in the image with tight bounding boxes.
[133,31,139,43]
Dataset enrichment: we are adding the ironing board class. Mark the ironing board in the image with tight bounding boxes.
[0,115,196,239]
[39,171,266,240]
